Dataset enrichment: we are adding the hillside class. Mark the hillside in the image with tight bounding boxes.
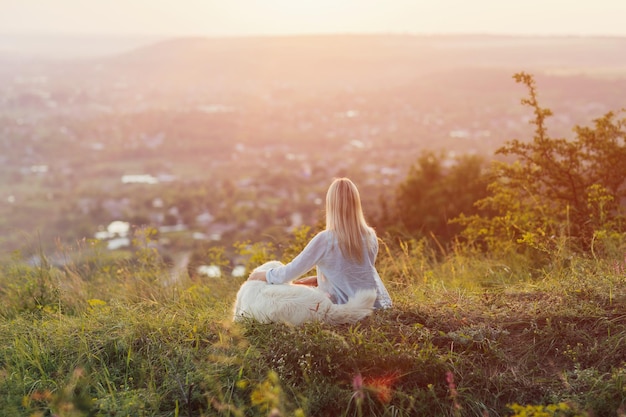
[1,233,625,416]
[106,34,626,88]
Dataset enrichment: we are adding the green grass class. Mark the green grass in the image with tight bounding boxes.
[1,238,626,416]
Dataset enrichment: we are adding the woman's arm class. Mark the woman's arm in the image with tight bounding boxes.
[266,232,328,284]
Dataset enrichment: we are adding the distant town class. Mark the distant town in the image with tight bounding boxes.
[2,34,625,276]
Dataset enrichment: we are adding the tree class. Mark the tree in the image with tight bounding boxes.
[457,72,626,256]
[387,151,489,249]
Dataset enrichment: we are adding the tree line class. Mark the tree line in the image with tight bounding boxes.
[378,72,626,263]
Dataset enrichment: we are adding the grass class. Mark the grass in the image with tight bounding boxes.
[1,236,626,416]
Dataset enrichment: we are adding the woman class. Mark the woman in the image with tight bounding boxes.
[248,177,392,309]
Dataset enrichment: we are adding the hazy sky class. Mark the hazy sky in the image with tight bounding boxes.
[2,0,626,37]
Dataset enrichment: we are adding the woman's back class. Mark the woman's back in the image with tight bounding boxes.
[266,230,392,309]
[316,230,391,308]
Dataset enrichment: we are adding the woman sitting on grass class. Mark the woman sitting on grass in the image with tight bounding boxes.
[248,177,392,309]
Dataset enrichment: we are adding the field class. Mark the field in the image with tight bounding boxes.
[1,234,625,417]
[2,34,626,417]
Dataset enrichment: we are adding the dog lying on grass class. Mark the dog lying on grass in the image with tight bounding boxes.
[233,261,377,326]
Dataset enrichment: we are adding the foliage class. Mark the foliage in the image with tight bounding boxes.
[507,402,585,417]
[384,151,490,249]
[233,240,278,273]
[457,72,626,257]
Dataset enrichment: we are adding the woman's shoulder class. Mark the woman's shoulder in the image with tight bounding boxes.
[305,229,331,244]
[314,230,333,242]
[363,227,378,241]
[313,230,338,248]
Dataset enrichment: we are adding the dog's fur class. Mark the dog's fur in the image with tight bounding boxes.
[233,261,376,326]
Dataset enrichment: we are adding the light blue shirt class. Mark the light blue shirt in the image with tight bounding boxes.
[266,230,392,309]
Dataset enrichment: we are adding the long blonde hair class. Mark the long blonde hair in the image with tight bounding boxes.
[325,178,373,263]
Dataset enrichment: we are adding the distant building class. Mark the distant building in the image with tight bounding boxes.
[197,265,221,278]
[122,174,158,184]
[94,220,131,250]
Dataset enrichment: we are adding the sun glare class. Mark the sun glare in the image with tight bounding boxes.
[2,0,626,37]
[234,0,361,34]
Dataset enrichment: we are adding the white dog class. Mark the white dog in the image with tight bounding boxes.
[233,261,377,326]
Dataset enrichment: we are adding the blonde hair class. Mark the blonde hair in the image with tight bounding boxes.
[325,178,374,263]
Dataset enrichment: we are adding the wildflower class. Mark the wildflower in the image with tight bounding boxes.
[446,371,462,413]
[352,372,397,404]
[268,407,282,417]
[29,390,53,402]
[368,374,397,403]
[352,373,364,400]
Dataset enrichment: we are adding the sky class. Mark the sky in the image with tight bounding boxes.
[1,0,626,38]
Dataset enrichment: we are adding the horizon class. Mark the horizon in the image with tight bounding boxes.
[5,31,626,51]
[4,32,626,58]
[6,31,626,60]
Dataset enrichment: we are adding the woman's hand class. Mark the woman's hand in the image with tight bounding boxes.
[293,275,318,286]
[247,270,267,282]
